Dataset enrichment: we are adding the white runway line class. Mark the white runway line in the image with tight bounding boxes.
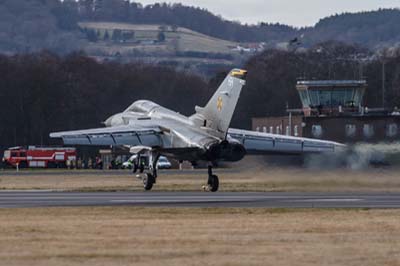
[294,199,364,202]
[0,190,55,193]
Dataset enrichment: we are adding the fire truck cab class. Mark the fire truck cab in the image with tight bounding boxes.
[3,146,77,168]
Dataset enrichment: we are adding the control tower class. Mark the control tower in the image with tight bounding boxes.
[296,80,367,116]
[253,80,400,143]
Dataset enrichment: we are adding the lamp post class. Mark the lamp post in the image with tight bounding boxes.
[382,60,386,109]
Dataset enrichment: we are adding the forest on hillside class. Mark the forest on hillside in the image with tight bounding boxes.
[0,52,211,148]
[0,0,85,54]
[1,0,400,55]
[1,42,400,149]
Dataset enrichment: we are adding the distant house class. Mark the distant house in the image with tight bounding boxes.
[140,40,156,45]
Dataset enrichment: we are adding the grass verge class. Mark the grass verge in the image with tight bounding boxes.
[0,207,399,266]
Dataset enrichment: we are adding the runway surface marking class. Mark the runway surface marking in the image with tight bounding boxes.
[1,192,400,208]
[295,198,365,202]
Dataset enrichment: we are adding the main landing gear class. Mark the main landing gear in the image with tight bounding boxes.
[134,153,219,192]
[204,165,219,192]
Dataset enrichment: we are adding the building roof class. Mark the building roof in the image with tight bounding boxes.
[297,80,367,88]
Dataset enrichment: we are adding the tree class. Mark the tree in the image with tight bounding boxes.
[112,29,122,42]
[171,25,178,32]
[0,52,210,148]
[103,30,110,41]
[86,29,98,42]
[122,31,135,42]
[157,31,166,43]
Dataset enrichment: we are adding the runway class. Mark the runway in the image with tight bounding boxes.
[1,191,400,208]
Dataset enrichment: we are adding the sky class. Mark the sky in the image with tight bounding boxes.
[136,0,400,27]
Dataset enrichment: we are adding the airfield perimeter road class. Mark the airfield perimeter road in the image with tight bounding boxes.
[2,191,400,208]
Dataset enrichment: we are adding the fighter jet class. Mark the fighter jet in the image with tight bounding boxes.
[50,69,343,192]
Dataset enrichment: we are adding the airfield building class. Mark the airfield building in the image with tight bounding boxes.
[252,80,400,143]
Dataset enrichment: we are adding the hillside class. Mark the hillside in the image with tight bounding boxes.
[3,42,400,147]
[73,2,400,49]
[0,0,85,54]
[0,0,400,56]
[304,9,400,48]
[79,22,239,55]
[78,22,244,76]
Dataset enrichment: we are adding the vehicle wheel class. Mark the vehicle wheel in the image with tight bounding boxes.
[47,162,56,169]
[143,173,155,191]
[208,175,219,192]
[19,161,28,169]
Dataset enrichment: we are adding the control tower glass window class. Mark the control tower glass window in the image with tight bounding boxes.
[296,81,366,111]
[308,89,359,107]
[319,91,331,107]
[331,89,357,107]
[308,90,320,107]
[299,90,311,107]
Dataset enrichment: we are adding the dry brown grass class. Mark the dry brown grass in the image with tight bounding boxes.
[1,165,400,192]
[0,207,399,266]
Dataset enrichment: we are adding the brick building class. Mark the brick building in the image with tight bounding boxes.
[252,80,400,143]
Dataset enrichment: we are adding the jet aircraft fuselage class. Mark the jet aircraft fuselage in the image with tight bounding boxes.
[51,69,343,192]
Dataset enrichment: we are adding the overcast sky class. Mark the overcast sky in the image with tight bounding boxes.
[136,0,400,27]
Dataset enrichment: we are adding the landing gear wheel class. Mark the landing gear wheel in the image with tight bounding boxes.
[143,173,155,191]
[208,175,219,192]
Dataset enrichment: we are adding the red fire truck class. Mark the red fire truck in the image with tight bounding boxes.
[2,146,77,168]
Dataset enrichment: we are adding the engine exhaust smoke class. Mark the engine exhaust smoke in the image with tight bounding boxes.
[305,142,400,170]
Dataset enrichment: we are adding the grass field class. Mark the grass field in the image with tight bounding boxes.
[1,164,400,192]
[0,207,399,266]
[79,22,238,54]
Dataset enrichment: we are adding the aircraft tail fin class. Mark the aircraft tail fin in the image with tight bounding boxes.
[192,69,247,139]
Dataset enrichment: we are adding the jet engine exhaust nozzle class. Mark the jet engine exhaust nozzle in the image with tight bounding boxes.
[207,141,247,162]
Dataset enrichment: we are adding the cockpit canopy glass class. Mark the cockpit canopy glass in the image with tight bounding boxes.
[125,101,159,113]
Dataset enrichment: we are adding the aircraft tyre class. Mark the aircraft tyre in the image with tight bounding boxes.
[208,174,219,192]
[143,173,155,191]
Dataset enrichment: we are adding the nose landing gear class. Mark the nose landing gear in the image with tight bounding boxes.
[143,173,156,191]
[133,151,159,191]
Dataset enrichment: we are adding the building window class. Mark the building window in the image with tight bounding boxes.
[285,126,290,136]
[256,127,260,132]
[386,123,398,137]
[312,125,323,138]
[294,125,299,137]
[269,126,274,134]
[363,124,374,138]
[263,126,267,133]
[345,124,357,138]
[276,126,281,135]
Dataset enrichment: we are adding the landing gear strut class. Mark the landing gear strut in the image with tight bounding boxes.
[142,152,160,191]
[132,155,145,174]
[206,165,219,192]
